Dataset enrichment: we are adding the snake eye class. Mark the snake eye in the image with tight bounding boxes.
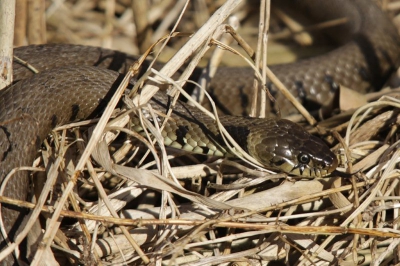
[297,153,310,164]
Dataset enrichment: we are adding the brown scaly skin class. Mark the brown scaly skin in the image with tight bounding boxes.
[1,0,399,264]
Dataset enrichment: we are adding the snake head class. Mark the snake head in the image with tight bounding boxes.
[249,119,338,178]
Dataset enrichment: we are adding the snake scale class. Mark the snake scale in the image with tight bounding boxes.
[1,0,400,264]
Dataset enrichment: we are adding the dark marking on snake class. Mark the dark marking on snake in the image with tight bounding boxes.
[176,125,190,146]
[0,126,11,162]
[200,146,211,155]
[35,135,41,150]
[238,86,249,117]
[295,80,307,99]
[51,114,58,128]
[324,75,340,92]
[70,104,80,121]
[358,66,370,81]
[266,82,275,97]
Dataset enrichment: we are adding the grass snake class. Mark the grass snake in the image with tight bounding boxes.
[1,0,400,264]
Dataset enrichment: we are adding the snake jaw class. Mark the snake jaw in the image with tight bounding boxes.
[288,152,338,178]
[269,157,318,178]
[274,155,337,178]
[257,149,338,178]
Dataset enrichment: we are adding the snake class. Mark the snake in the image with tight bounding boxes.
[0,0,399,264]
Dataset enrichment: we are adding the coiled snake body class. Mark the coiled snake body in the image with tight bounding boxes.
[1,0,400,264]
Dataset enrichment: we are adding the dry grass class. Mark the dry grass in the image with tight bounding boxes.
[3,0,400,265]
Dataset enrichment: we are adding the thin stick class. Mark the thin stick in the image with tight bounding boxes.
[0,0,15,90]
[27,0,46,44]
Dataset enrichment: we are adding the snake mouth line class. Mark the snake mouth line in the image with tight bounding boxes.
[278,158,338,178]
[296,157,339,178]
[290,165,329,178]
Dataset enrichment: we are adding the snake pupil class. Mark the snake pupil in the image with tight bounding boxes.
[298,153,311,164]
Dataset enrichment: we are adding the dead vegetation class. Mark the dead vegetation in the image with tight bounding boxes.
[1,0,400,265]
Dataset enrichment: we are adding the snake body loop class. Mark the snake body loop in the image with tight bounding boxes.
[1,0,400,264]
